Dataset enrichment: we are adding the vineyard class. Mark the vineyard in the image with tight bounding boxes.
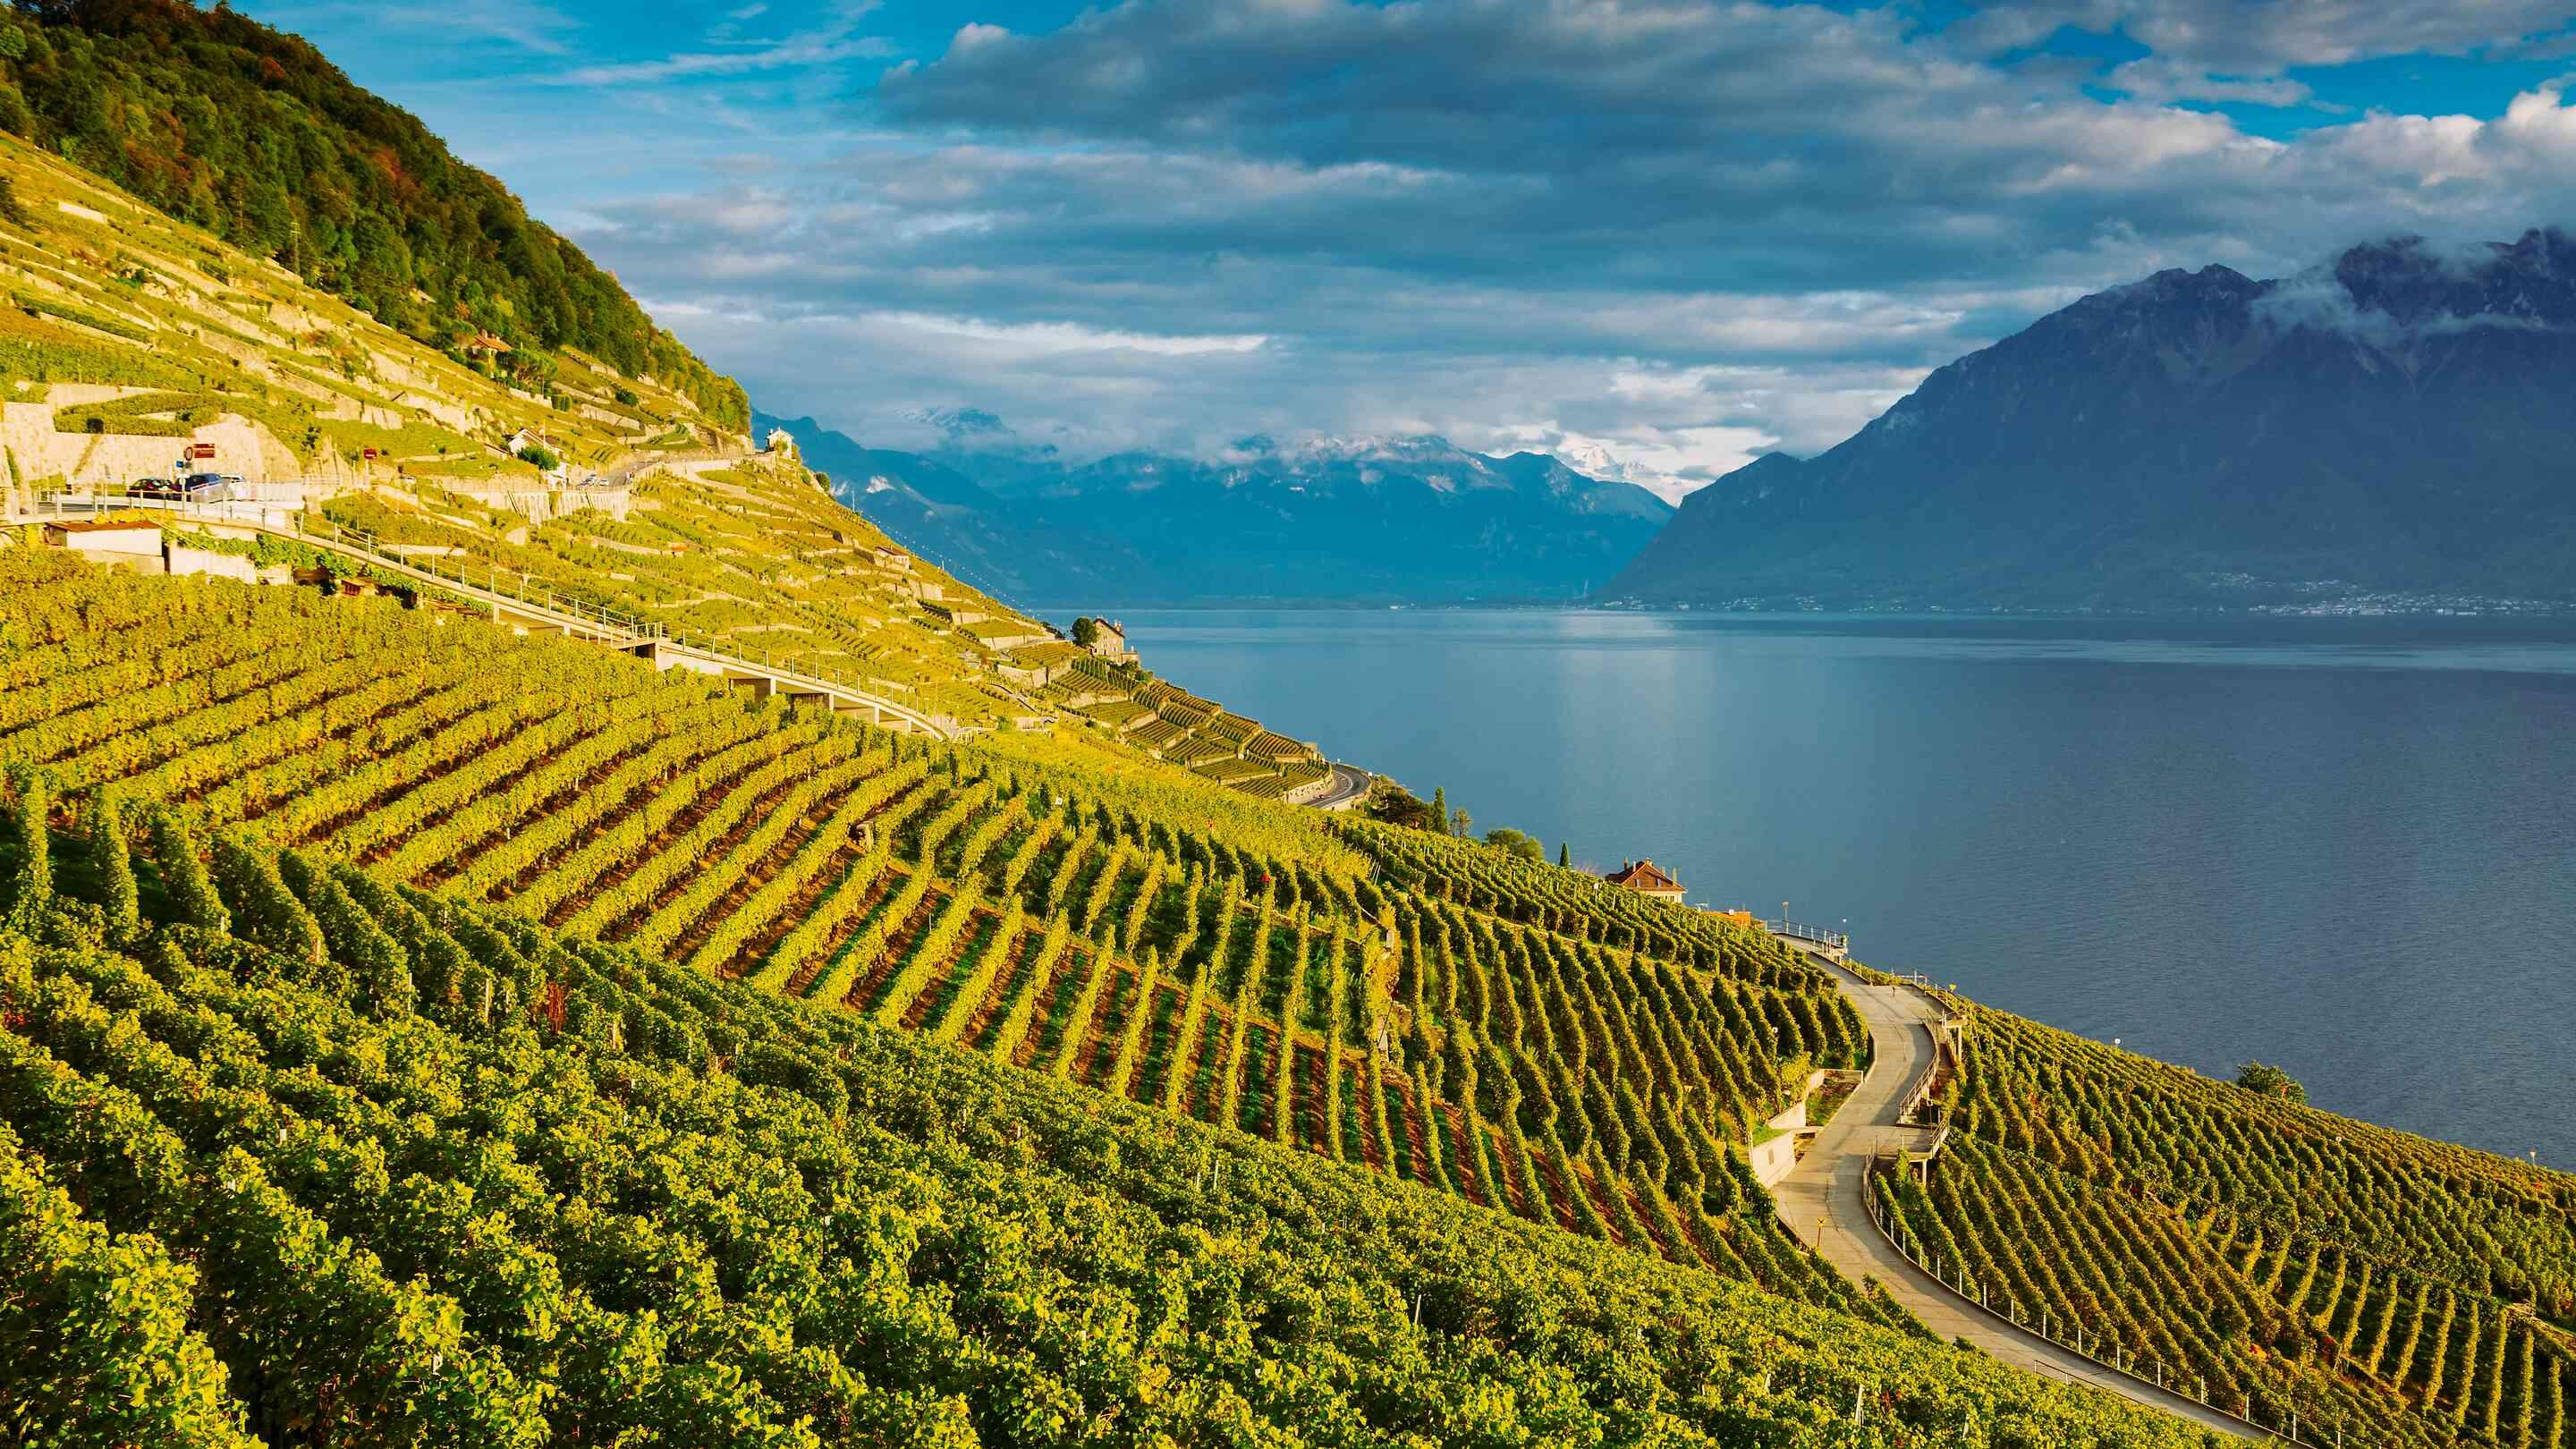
[10,18,2573,1437]
[1,549,1894,1325]
[1030,657,1335,801]
[0,123,1080,731]
[1873,999,2576,1448]
[0,789,2243,1446]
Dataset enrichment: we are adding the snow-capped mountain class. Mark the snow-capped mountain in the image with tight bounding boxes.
[760,413,1671,604]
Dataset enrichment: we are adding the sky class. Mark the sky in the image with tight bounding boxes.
[249,0,2576,501]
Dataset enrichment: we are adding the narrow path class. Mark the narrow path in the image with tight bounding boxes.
[1775,952,2257,1440]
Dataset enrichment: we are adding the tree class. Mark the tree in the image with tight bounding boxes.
[1363,784,1436,832]
[515,443,560,470]
[2234,1061,2306,1105]
[1558,843,1571,869]
[1072,616,1102,648]
[1449,805,1472,839]
[1428,787,1448,835]
[1483,827,1544,863]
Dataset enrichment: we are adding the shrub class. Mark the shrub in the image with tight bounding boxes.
[2234,1060,2307,1104]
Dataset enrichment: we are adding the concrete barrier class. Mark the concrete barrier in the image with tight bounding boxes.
[165,544,256,583]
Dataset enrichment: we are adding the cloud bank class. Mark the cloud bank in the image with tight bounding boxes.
[256,0,2576,495]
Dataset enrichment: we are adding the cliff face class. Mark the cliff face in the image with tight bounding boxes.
[1610,232,2576,609]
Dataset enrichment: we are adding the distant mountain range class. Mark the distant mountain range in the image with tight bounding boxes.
[756,411,1671,606]
[1612,231,2576,611]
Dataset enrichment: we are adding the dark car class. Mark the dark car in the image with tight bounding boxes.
[128,478,184,499]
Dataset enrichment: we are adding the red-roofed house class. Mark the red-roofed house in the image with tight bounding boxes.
[1603,859,1685,902]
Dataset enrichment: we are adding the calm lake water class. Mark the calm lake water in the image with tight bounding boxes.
[1097,608,2576,1167]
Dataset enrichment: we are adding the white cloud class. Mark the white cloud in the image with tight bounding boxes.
[472,0,2576,500]
[2102,56,2317,108]
[851,312,1269,357]
[263,0,583,55]
[552,34,893,86]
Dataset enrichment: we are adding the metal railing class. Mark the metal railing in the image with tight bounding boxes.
[1763,918,1850,951]
[1896,1021,1948,1126]
[1863,1159,2334,1445]
[24,489,955,738]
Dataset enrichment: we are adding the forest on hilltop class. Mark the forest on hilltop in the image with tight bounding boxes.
[0,0,746,426]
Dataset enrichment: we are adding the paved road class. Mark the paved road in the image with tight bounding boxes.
[1307,762,1374,811]
[1775,953,2258,1440]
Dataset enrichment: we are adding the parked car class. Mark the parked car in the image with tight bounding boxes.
[127,477,184,499]
[182,472,245,499]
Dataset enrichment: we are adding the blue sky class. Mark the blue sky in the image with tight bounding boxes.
[249,0,2576,498]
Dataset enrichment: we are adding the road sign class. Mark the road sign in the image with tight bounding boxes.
[188,443,216,459]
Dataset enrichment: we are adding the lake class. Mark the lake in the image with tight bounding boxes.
[1098,608,2576,1167]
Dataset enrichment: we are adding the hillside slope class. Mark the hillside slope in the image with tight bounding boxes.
[772,410,1672,605]
[14,543,2574,1447]
[0,794,2228,1445]
[1611,233,2576,612]
[0,550,1890,1327]
[1877,989,2576,1448]
[0,0,742,425]
[0,122,1083,731]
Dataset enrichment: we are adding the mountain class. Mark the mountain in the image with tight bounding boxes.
[761,409,1672,605]
[1610,231,2576,610]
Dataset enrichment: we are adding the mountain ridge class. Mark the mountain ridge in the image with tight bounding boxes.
[760,407,1673,605]
[1610,231,2576,612]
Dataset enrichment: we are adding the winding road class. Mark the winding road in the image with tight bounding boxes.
[1774,952,2259,1440]
[1307,762,1375,811]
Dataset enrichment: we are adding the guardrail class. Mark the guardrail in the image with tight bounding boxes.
[1896,1021,1947,1126]
[1861,1164,2329,1445]
[23,490,957,739]
[1762,919,1850,951]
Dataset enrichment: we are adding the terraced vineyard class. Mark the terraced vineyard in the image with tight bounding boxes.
[302,455,1057,727]
[17,9,2572,1437]
[0,794,2234,1446]
[1,549,1888,1324]
[1032,657,1335,800]
[1875,1000,2576,1447]
[0,125,1083,730]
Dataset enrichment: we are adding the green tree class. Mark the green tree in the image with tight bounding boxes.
[2234,1061,2306,1105]
[1362,783,1435,831]
[1558,842,1571,869]
[1072,616,1102,648]
[1482,827,1544,862]
[1428,787,1447,835]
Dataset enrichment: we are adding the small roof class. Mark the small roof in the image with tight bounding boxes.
[1604,858,1682,891]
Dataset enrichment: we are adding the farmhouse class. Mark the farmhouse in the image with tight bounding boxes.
[1603,858,1686,902]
